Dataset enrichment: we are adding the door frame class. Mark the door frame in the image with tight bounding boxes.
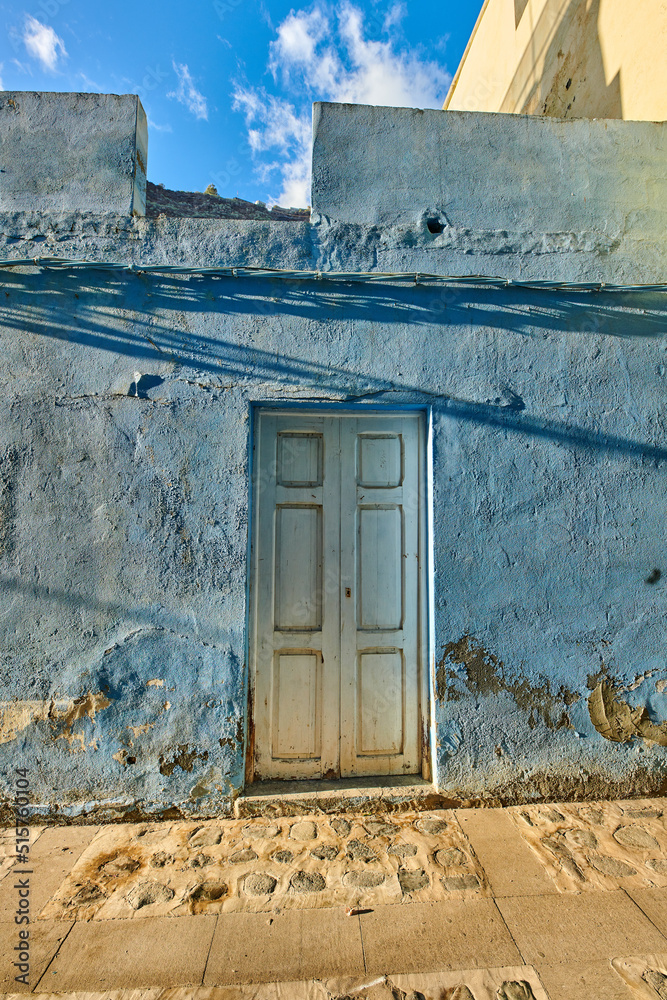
[244,401,433,786]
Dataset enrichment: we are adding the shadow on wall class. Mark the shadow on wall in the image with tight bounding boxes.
[0,577,237,647]
[515,0,530,27]
[0,273,667,462]
[0,271,666,467]
[505,0,622,118]
[2,273,667,633]
[1,268,665,339]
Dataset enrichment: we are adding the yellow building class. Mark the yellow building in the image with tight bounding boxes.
[444,0,667,121]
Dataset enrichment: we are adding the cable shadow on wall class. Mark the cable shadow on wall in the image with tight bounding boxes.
[0,270,666,466]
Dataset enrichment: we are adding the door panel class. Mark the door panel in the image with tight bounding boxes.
[357,434,403,487]
[277,433,323,486]
[357,505,404,629]
[340,415,420,777]
[252,410,424,781]
[253,413,340,779]
[272,651,322,758]
[357,649,404,755]
[274,505,323,630]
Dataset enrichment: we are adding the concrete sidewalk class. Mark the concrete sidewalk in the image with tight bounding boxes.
[3,800,667,999]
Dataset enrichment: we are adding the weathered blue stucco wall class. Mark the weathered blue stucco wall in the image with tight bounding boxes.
[0,101,666,818]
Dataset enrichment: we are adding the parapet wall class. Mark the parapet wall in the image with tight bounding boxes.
[0,92,147,216]
[311,103,667,277]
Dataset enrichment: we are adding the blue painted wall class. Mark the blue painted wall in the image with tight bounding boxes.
[0,251,665,817]
[0,101,666,817]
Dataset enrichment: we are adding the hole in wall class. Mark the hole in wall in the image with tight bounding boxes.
[426,218,444,234]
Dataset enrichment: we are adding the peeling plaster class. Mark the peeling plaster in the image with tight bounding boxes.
[51,691,113,751]
[0,693,111,748]
[159,744,210,776]
[626,670,657,692]
[437,634,579,730]
[56,691,112,725]
[589,680,667,746]
[0,699,66,744]
[128,723,154,740]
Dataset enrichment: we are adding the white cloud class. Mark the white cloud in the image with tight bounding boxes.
[148,118,173,133]
[12,58,32,76]
[77,72,105,93]
[167,62,208,120]
[382,3,406,34]
[233,2,452,207]
[270,7,327,71]
[23,16,67,72]
[232,85,313,207]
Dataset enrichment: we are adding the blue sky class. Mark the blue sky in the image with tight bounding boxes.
[0,0,483,206]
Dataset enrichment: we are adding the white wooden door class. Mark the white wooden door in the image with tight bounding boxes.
[251,410,424,781]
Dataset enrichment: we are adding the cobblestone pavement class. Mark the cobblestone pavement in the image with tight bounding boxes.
[38,811,487,920]
[4,798,667,998]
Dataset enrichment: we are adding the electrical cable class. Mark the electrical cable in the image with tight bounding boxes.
[0,257,665,294]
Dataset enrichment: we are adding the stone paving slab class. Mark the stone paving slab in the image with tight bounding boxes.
[508,799,667,892]
[625,888,667,939]
[536,960,635,1000]
[456,808,558,897]
[0,966,551,998]
[0,994,162,1000]
[497,890,667,966]
[359,898,523,975]
[0,919,72,993]
[234,776,438,818]
[38,811,487,921]
[203,908,366,985]
[0,826,45,882]
[0,826,99,919]
[38,915,217,991]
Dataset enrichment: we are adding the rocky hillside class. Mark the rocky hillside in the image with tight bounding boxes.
[145,181,310,221]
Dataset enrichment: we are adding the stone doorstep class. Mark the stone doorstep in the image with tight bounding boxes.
[234,777,453,818]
